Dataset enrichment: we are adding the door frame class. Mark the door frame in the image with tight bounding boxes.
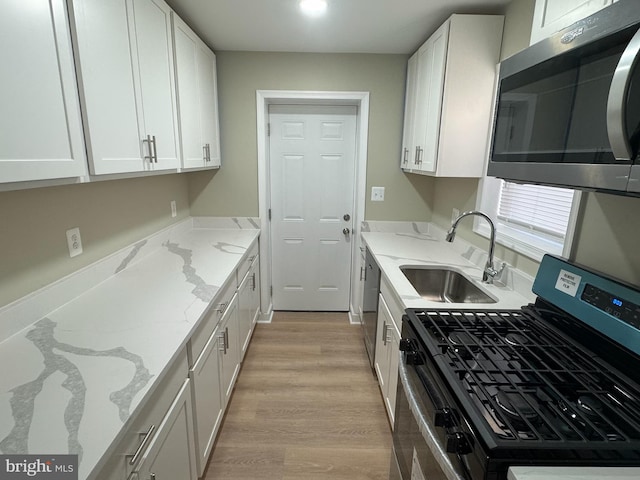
[256,90,370,322]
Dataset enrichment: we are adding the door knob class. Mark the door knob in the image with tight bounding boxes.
[343,228,350,235]
[343,214,351,221]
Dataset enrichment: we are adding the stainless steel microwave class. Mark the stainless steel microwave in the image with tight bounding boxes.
[487,0,640,195]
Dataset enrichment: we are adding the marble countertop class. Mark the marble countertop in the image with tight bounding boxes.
[361,230,535,312]
[508,466,640,479]
[0,224,259,479]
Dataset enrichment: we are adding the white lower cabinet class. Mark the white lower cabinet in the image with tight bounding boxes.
[238,256,260,360]
[219,293,241,408]
[134,379,198,480]
[374,293,401,427]
[189,325,224,476]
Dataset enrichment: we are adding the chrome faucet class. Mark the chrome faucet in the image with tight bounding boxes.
[446,210,505,284]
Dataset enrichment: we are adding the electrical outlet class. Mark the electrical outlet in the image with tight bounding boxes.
[371,186,385,202]
[171,200,177,218]
[452,208,460,223]
[66,227,83,258]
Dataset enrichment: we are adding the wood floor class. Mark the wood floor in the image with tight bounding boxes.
[205,312,393,480]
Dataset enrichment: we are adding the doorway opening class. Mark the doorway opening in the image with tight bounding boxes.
[256,90,370,322]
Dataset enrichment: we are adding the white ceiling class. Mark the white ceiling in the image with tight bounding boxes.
[165,0,512,55]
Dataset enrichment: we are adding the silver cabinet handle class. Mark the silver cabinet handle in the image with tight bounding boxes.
[403,147,409,165]
[129,424,156,465]
[607,27,640,161]
[151,135,157,163]
[343,228,350,235]
[205,143,211,162]
[224,327,229,352]
[150,474,156,480]
[418,146,423,165]
[143,135,153,164]
[218,331,226,352]
[360,266,365,281]
[381,321,388,345]
[251,272,256,291]
[414,146,420,165]
[203,144,208,161]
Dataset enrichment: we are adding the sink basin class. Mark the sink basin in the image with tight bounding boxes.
[401,267,496,304]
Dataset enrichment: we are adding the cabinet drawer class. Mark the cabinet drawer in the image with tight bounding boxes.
[95,348,189,479]
[189,278,235,367]
[380,276,404,331]
[237,241,259,287]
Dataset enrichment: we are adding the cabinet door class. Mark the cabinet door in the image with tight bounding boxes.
[189,328,223,476]
[238,258,260,360]
[400,53,418,170]
[70,0,178,174]
[219,295,240,407]
[385,323,400,428]
[374,294,392,395]
[413,20,449,173]
[197,45,221,168]
[137,379,197,480]
[530,0,612,45]
[70,0,145,174]
[172,14,205,169]
[131,0,179,171]
[0,0,87,184]
[172,14,220,171]
[419,21,449,173]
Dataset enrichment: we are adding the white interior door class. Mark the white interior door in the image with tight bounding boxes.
[269,104,357,311]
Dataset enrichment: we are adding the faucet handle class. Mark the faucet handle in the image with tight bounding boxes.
[485,262,507,284]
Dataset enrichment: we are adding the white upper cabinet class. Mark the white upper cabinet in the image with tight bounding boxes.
[530,0,616,46]
[401,15,504,177]
[0,0,87,184]
[172,14,221,170]
[69,0,179,175]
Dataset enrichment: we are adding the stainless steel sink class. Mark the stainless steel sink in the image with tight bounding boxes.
[401,267,497,304]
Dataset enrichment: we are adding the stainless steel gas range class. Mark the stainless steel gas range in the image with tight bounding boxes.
[391,255,640,480]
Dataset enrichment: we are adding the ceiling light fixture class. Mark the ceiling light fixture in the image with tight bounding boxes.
[299,0,327,17]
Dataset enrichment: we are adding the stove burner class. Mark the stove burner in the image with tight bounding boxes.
[504,333,530,347]
[448,332,481,359]
[494,391,540,425]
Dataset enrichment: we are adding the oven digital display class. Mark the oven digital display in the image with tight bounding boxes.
[581,284,640,329]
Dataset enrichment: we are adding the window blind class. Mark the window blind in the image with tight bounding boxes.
[496,181,574,238]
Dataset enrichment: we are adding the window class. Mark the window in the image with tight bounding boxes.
[475,175,581,261]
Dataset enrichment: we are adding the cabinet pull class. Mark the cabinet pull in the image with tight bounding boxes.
[203,144,208,161]
[218,331,226,352]
[207,143,211,162]
[143,135,153,164]
[381,321,388,346]
[403,147,409,165]
[150,474,156,480]
[414,146,420,165]
[151,135,158,163]
[251,272,256,291]
[417,146,423,165]
[224,327,229,353]
[128,424,156,465]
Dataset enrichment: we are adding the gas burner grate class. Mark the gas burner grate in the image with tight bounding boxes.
[409,308,640,445]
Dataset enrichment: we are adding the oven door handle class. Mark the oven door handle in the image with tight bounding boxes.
[607,26,640,161]
[398,354,467,480]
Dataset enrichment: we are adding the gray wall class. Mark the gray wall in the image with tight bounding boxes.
[187,51,435,221]
[0,175,190,307]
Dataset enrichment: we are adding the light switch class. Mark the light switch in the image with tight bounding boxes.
[371,186,385,202]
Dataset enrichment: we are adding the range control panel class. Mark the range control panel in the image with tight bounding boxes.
[581,284,640,329]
